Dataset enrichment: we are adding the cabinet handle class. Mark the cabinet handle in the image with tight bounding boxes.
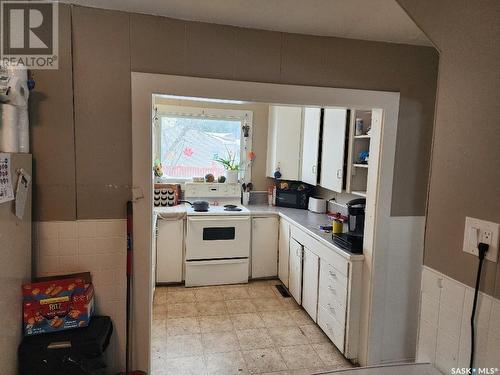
[312,165,317,174]
[336,169,342,179]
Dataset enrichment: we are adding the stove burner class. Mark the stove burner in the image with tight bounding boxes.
[194,208,209,212]
[224,204,237,208]
[224,206,242,212]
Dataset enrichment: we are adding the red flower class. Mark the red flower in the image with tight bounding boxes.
[183,147,194,157]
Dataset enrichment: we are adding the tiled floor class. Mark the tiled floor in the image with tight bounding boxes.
[152,280,354,375]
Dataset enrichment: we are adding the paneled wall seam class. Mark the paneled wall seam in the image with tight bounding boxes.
[279,32,284,82]
[421,54,443,267]
[69,5,78,219]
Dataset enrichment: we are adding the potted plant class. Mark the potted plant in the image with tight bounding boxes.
[153,159,163,182]
[214,149,239,183]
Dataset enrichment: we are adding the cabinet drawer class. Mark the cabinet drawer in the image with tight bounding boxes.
[319,261,348,306]
[290,225,348,276]
[319,282,347,311]
[318,304,345,353]
[320,259,348,288]
[318,293,346,326]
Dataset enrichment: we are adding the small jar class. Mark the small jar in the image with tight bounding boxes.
[332,219,343,234]
[355,118,364,136]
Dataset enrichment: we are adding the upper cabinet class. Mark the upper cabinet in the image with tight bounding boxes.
[266,105,378,198]
[266,105,303,180]
[320,109,348,193]
[300,108,322,185]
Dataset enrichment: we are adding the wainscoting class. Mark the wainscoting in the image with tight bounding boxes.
[417,266,500,373]
[34,220,127,373]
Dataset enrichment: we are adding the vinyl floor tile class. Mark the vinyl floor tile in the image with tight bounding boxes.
[152,281,353,374]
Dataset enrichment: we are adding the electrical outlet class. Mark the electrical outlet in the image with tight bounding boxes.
[463,217,499,262]
[482,230,493,244]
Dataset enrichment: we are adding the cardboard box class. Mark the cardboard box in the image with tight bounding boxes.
[22,272,95,336]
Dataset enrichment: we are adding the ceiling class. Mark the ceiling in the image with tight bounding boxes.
[65,0,431,46]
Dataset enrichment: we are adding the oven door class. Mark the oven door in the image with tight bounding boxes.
[186,216,251,260]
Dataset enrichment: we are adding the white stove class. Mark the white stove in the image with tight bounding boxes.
[185,204,250,216]
[183,183,251,287]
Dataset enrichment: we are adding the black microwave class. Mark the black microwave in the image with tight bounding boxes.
[275,188,311,209]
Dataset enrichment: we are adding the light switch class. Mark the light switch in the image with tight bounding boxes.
[463,217,499,262]
[470,226,479,246]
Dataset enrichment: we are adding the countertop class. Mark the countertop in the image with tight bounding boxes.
[247,205,364,261]
[153,204,364,261]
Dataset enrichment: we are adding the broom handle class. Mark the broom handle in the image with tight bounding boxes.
[126,201,133,375]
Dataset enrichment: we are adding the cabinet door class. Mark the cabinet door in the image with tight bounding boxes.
[251,216,279,278]
[302,247,320,322]
[320,108,347,192]
[289,239,303,304]
[156,219,184,283]
[300,107,321,185]
[266,106,278,177]
[266,105,303,180]
[278,219,291,287]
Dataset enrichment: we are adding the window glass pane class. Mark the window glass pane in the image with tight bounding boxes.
[160,116,241,179]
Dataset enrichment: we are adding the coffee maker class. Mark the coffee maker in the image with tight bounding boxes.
[332,198,366,253]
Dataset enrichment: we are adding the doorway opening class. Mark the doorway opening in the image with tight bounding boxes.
[131,73,421,373]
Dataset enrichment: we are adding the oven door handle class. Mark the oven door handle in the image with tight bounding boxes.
[187,216,250,222]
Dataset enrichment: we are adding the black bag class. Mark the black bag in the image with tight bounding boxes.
[18,315,113,375]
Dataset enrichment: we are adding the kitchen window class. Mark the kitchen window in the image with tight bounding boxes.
[153,105,253,182]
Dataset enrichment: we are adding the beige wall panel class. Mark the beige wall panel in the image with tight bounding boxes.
[129,14,438,216]
[281,33,438,215]
[130,14,186,75]
[234,28,282,83]
[280,33,330,87]
[397,0,500,297]
[185,22,238,79]
[40,7,438,222]
[29,4,76,221]
[72,6,132,219]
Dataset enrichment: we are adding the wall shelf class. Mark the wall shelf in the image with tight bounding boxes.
[353,163,368,168]
[346,110,372,196]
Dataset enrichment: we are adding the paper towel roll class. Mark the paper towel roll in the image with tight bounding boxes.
[1,64,27,81]
[18,108,29,153]
[0,76,29,106]
[0,65,29,106]
[0,103,20,152]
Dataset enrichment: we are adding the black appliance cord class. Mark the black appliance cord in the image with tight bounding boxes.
[469,242,489,369]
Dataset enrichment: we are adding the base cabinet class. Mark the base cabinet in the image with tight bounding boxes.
[302,247,320,322]
[251,216,279,278]
[156,219,184,283]
[278,219,291,287]
[289,239,303,304]
[289,223,363,362]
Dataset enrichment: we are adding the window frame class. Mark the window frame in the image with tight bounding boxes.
[153,104,253,183]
